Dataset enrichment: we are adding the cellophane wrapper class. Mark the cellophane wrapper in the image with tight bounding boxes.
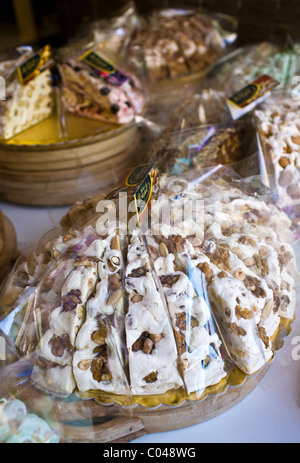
[91,5,237,84]
[253,90,300,235]
[0,150,298,441]
[0,46,55,141]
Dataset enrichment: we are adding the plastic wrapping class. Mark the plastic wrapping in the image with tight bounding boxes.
[92,6,237,84]
[92,1,139,59]
[0,32,299,440]
[153,169,298,376]
[56,43,146,128]
[151,120,261,179]
[0,155,298,443]
[0,396,59,443]
[206,41,300,96]
[0,45,55,141]
[163,41,300,131]
[253,90,300,232]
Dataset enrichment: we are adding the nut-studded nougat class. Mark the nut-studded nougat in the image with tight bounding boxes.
[125,233,184,395]
[0,50,53,140]
[146,234,226,395]
[73,234,129,395]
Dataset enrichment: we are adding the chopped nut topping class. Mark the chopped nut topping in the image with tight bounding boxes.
[261,299,273,319]
[111,256,120,266]
[149,333,164,343]
[175,312,199,331]
[131,294,143,303]
[107,288,123,305]
[281,295,290,309]
[217,271,227,278]
[91,358,112,383]
[128,267,149,278]
[244,275,267,298]
[159,242,169,257]
[143,338,154,354]
[148,245,159,260]
[197,262,213,282]
[238,236,256,247]
[278,156,290,168]
[131,331,162,354]
[225,307,231,317]
[78,359,93,371]
[258,326,269,348]
[74,256,99,267]
[235,305,253,320]
[62,289,82,312]
[174,330,186,355]
[92,320,107,345]
[234,270,245,281]
[160,274,180,287]
[209,247,230,271]
[143,371,158,383]
[231,322,246,336]
[49,333,73,357]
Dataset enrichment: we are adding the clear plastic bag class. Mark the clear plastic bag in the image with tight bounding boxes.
[253,90,300,232]
[90,5,237,84]
[151,167,298,376]
[206,41,300,96]
[0,159,297,396]
[56,42,146,128]
[0,45,55,141]
[150,119,262,184]
[92,1,139,59]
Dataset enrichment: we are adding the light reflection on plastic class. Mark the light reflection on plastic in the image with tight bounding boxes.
[0,336,5,361]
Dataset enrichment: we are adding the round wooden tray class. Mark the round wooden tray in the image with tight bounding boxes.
[0,213,18,281]
[0,115,139,207]
[0,316,293,443]
[2,362,269,443]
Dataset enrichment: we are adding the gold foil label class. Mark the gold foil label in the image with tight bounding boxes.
[18,45,53,86]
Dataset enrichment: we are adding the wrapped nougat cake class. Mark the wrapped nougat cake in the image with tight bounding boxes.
[0,46,53,140]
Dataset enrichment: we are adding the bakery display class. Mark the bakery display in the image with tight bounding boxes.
[0,3,300,444]
[0,47,54,141]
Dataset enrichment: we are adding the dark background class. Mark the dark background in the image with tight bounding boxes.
[1,0,300,52]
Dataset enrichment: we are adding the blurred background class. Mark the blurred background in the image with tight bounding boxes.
[1,0,300,52]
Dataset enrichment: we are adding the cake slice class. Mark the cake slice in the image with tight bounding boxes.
[146,234,226,395]
[194,243,276,375]
[125,232,183,395]
[59,54,145,125]
[30,227,104,396]
[31,260,98,396]
[73,234,129,395]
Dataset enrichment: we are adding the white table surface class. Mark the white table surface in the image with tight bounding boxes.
[1,200,300,444]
